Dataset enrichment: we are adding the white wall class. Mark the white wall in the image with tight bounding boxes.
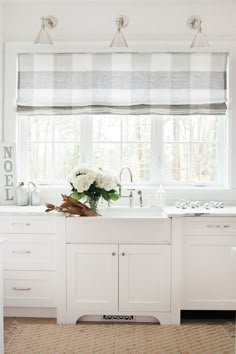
[2,1,236,204]
[0,4,3,142]
[3,1,236,43]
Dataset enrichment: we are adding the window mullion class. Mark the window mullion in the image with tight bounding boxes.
[52,118,55,181]
[218,116,225,186]
[151,116,162,184]
[17,117,27,182]
[80,115,93,164]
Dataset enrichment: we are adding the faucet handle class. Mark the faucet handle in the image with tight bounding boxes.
[137,190,143,208]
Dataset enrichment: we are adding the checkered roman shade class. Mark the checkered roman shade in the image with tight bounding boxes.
[17,52,228,115]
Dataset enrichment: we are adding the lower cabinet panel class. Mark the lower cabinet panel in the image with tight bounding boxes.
[67,244,118,314]
[182,235,236,310]
[119,245,171,312]
[4,271,56,308]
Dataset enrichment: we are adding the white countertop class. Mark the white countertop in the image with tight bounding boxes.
[163,206,236,217]
[0,205,51,216]
[0,205,236,217]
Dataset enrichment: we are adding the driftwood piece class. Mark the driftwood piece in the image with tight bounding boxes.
[45,195,100,217]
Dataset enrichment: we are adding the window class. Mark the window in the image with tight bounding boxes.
[18,114,225,186]
[163,115,225,185]
[15,52,228,187]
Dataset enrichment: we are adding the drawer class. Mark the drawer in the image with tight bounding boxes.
[0,216,56,234]
[4,234,56,271]
[4,271,56,308]
[183,217,236,236]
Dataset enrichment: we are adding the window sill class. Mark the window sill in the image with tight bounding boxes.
[37,184,236,206]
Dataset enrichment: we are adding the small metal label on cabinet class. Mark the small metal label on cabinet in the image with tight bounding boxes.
[103,315,134,322]
[0,143,17,205]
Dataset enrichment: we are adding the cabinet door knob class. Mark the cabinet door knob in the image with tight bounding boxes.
[112,252,116,256]
[121,252,126,256]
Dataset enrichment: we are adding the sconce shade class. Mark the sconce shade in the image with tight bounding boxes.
[34,26,53,45]
[190,30,209,48]
[188,16,210,49]
[110,16,129,48]
[110,30,128,48]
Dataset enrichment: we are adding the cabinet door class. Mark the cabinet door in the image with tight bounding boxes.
[182,236,236,310]
[67,244,118,313]
[119,245,171,312]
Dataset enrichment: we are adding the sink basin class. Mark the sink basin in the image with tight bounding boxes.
[98,206,166,218]
[66,206,171,244]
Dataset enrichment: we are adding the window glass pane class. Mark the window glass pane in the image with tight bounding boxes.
[92,116,151,183]
[192,116,218,142]
[18,113,224,186]
[122,116,151,142]
[25,116,53,142]
[163,115,221,184]
[93,116,121,142]
[191,143,217,182]
[25,143,53,181]
[122,143,151,182]
[163,117,190,142]
[54,116,80,141]
[54,143,80,180]
[93,143,121,173]
[163,143,189,181]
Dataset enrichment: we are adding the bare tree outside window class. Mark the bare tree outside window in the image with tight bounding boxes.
[18,114,224,186]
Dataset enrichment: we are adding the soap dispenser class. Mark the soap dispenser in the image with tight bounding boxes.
[28,182,41,206]
[16,182,29,206]
[159,185,166,207]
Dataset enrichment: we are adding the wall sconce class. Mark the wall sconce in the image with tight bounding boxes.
[34,16,58,45]
[110,16,129,48]
[187,16,210,48]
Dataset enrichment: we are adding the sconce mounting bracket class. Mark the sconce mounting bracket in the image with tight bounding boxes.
[187,16,201,30]
[44,16,58,29]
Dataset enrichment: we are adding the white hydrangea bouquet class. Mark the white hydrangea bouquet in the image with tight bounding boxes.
[69,165,120,213]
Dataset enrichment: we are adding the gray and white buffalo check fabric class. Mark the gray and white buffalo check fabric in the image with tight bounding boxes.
[17,52,228,115]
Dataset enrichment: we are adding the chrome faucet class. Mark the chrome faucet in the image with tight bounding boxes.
[119,167,135,207]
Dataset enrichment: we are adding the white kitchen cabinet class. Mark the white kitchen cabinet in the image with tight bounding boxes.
[67,244,118,313]
[4,271,57,308]
[0,240,6,354]
[4,234,56,271]
[182,217,236,310]
[0,215,57,318]
[66,243,171,319]
[119,245,171,312]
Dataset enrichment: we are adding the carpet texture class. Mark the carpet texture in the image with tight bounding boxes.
[4,320,235,354]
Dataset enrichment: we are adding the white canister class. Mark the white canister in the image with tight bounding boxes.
[31,187,41,206]
[16,182,29,206]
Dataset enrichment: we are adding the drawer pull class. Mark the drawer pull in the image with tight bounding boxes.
[112,252,116,256]
[12,222,31,227]
[207,225,230,228]
[12,287,31,291]
[121,252,126,256]
[12,250,31,254]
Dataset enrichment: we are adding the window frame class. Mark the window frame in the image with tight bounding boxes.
[17,114,225,187]
[4,42,233,195]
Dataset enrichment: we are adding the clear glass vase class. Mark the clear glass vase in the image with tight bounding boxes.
[87,196,100,214]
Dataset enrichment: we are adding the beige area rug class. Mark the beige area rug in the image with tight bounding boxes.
[4,320,235,354]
